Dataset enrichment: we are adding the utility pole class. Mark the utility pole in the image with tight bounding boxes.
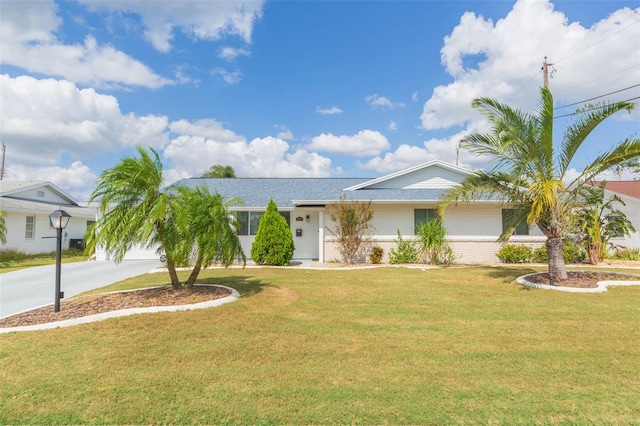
[541,56,554,88]
[0,142,5,181]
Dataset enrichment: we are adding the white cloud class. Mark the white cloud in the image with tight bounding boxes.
[421,0,640,130]
[388,121,398,131]
[365,94,405,109]
[77,0,265,52]
[170,119,243,142]
[219,46,251,61]
[163,132,333,180]
[211,67,242,84]
[0,1,171,89]
[357,129,488,174]
[412,91,419,102]
[0,74,169,167]
[308,130,390,157]
[274,125,294,141]
[316,106,343,115]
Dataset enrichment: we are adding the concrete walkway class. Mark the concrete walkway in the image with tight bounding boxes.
[0,260,161,319]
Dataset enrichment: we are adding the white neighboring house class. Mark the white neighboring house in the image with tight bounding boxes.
[0,181,96,254]
[594,181,640,253]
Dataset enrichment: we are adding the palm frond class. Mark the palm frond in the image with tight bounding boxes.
[559,100,636,176]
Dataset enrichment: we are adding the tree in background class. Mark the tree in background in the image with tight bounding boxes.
[576,182,635,264]
[250,199,295,266]
[87,146,245,289]
[202,165,236,178]
[0,210,6,245]
[440,87,640,281]
[615,158,640,180]
[326,195,374,264]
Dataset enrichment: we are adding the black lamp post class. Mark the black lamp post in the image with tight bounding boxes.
[49,209,71,312]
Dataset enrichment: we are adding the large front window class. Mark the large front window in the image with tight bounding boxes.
[502,209,529,235]
[414,208,437,234]
[236,211,291,235]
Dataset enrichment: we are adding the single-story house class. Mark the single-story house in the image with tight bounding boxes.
[0,181,96,254]
[593,180,640,252]
[99,160,553,263]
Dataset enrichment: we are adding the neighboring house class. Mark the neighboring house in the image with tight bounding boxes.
[0,181,96,254]
[592,181,640,253]
[98,160,548,263]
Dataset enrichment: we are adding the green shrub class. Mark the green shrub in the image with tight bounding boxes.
[612,247,640,261]
[416,220,455,265]
[389,230,419,264]
[369,246,384,264]
[250,199,295,266]
[532,242,585,264]
[497,244,532,263]
[0,248,30,262]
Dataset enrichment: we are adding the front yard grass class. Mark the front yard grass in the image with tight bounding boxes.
[1,266,639,424]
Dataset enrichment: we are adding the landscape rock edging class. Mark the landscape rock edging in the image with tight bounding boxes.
[517,274,640,293]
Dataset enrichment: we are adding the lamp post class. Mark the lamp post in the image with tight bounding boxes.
[49,209,71,312]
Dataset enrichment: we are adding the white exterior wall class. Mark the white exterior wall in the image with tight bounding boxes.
[323,202,546,263]
[2,211,92,254]
[606,192,640,251]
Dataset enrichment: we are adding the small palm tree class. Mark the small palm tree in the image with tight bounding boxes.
[440,87,640,281]
[87,146,245,289]
[577,182,635,264]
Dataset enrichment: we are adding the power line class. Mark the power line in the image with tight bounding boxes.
[554,96,640,119]
[554,18,640,66]
[554,63,640,96]
[554,83,640,110]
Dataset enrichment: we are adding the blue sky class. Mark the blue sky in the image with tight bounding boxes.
[1,0,639,200]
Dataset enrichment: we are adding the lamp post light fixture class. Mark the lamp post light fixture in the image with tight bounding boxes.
[49,209,71,313]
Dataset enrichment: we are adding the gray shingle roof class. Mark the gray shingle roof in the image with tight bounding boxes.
[173,177,452,208]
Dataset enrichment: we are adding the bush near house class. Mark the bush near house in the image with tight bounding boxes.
[497,244,533,263]
[250,199,295,266]
[532,242,585,264]
[389,230,420,264]
[369,246,384,264]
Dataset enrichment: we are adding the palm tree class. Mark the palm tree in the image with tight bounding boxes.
[87,146,245,289]
[440,87,640,281]
[0,210,7,245]
[170,185,246,287]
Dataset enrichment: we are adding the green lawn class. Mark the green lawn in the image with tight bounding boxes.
[1,266,639,424]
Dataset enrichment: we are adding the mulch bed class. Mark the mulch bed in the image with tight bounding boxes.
[0,285,231,328]
[524,271,640,288]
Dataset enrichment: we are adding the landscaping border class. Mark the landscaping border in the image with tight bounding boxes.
[516,274,640,293]
[0,284,239,334]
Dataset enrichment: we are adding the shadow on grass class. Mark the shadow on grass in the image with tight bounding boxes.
[196,275,274,298]
[472,266,540,284]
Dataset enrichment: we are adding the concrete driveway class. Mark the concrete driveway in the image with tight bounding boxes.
[0,260,162,318]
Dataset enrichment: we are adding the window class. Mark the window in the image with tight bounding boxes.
[249,212,263,235]
[25,216,35,239]
[86,220,95,232]
[236,211,292,235]
[414,208,437,234]
[502,209,529,235]
[37,190,45,198]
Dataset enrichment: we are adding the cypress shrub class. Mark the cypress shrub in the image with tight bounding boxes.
[250,199,295,266]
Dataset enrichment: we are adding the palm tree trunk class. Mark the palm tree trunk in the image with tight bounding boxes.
[546,237,568,282]
[166,257,183,289]
[184,260,202,288]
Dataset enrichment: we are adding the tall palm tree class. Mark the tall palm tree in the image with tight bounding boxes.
[440,87,640,281]
[87,146,245,289]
